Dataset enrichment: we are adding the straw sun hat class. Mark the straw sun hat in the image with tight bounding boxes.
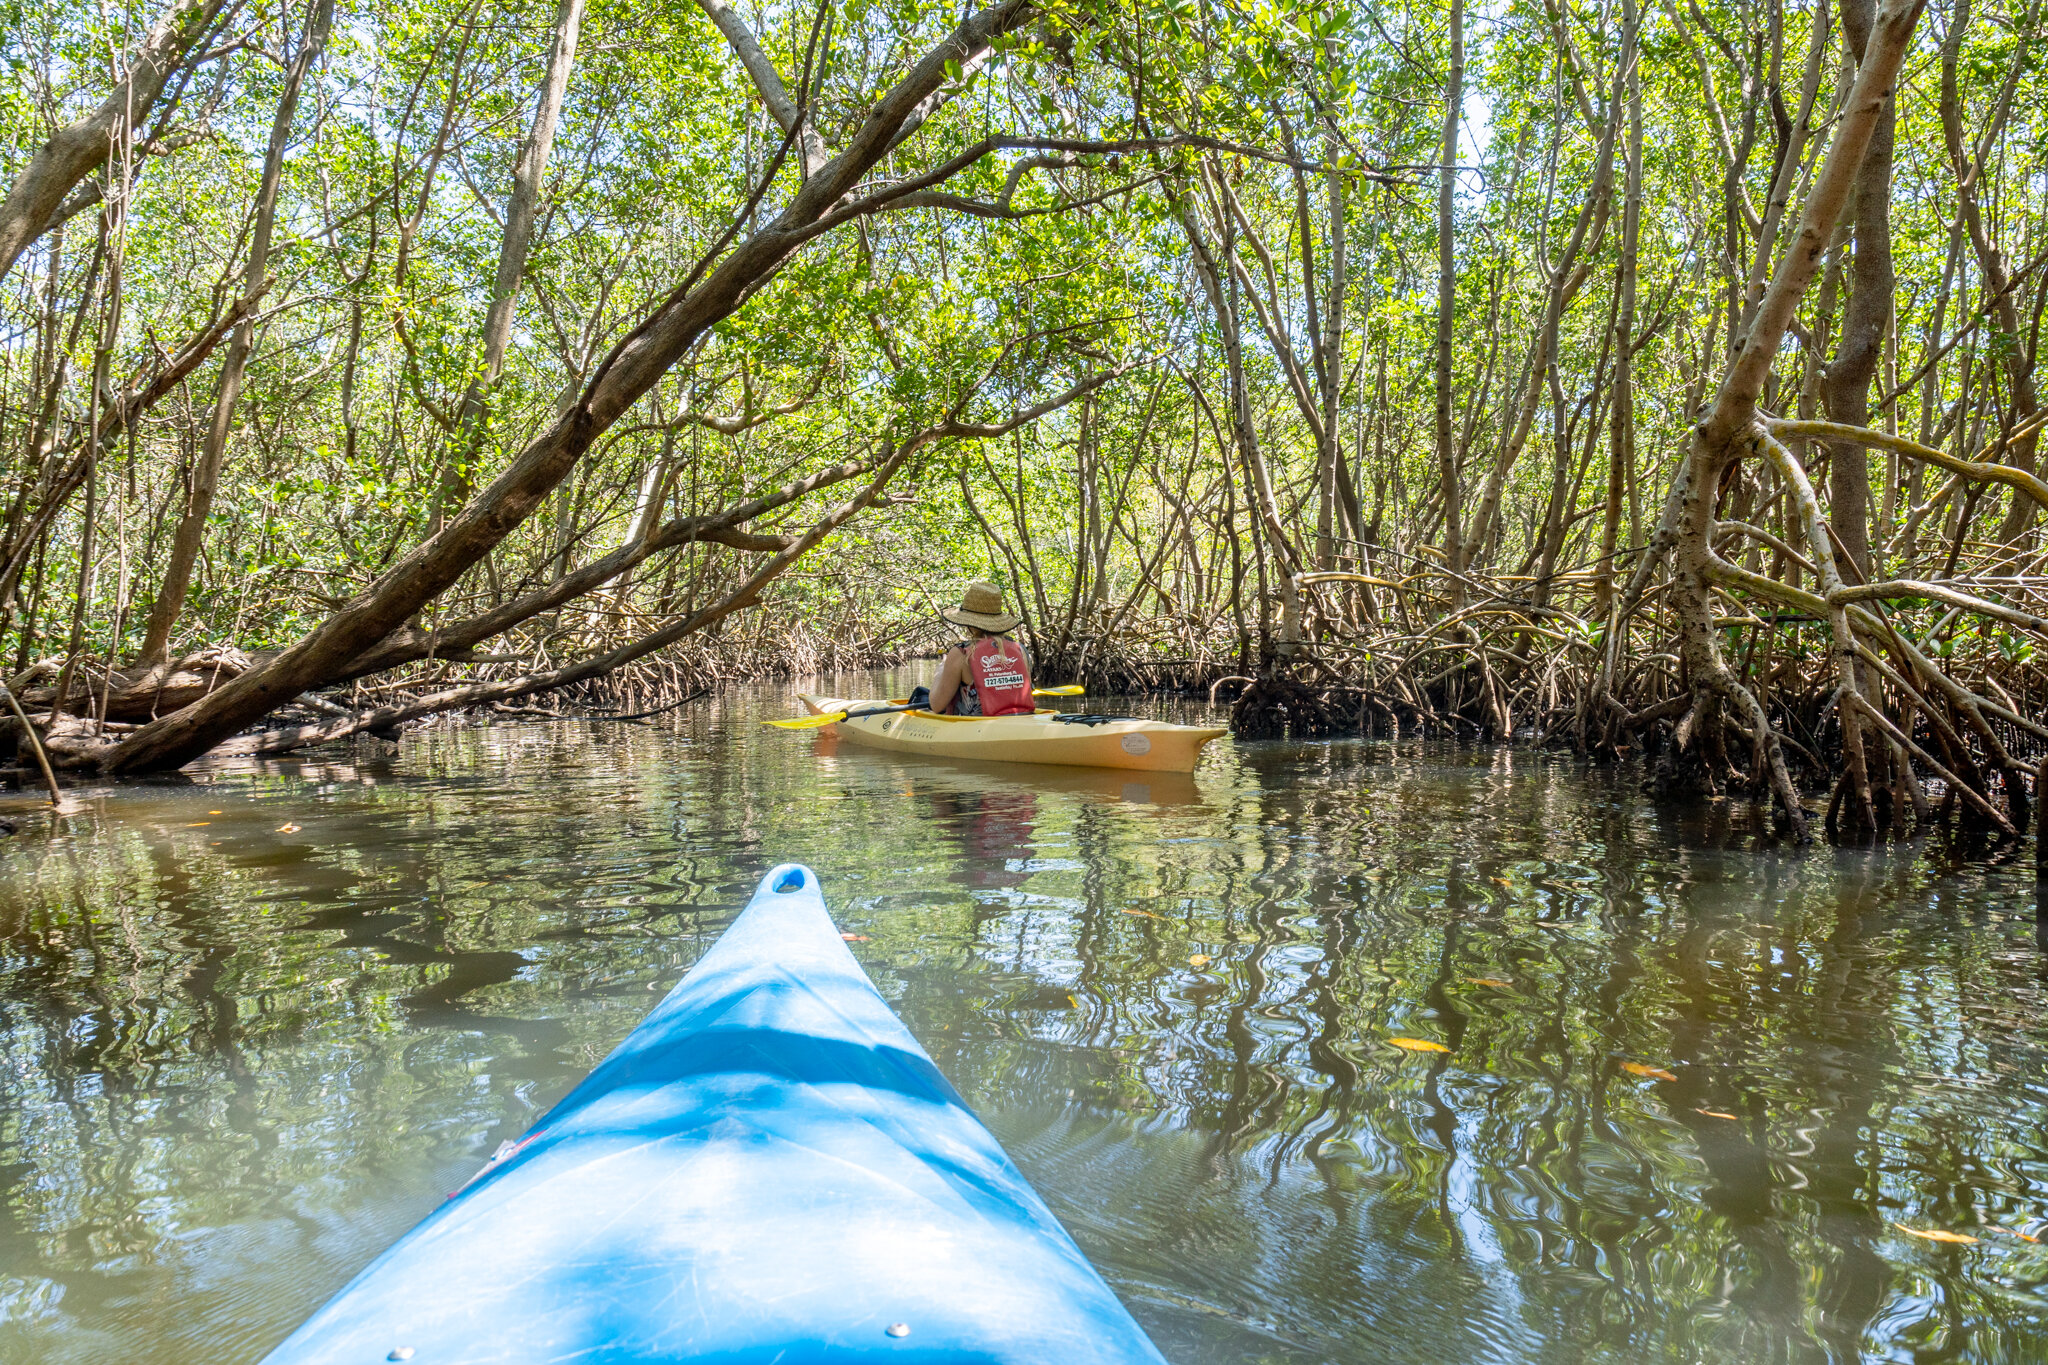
[938,580,1023,634]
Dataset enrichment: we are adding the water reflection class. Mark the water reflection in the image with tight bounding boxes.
[1,675,2045,1363]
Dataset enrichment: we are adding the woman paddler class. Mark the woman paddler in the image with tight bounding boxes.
[925,581,1036,716]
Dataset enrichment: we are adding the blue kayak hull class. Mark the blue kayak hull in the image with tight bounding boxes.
[261,864,1166,1364]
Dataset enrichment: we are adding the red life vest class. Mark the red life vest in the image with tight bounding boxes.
[965,637,1034,716]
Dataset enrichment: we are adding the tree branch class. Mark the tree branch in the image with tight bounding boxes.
[695,0,829,176]
[1769,417,2048,512]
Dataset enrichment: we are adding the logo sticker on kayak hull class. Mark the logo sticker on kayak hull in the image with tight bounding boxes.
[1120,733,1151,755]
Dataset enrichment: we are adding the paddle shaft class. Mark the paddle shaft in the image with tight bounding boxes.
[843,688,1077,722]
[769,686,1084,729]
[842,703,920,722]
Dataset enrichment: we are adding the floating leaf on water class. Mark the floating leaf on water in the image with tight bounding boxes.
[1387,1037,1451,1053]
[1893,1223,1978,1244]
[276,823,302,833]
[1993,1226,2041,1243]
[1122,908,1162,919]
[1188,954,1212,968]
[186,821,211,827]
[1066,995,1078,1008]
[208,810,223,815]
[1465,977,1514,988]
[1491,876,1511,888]
[839,933,868,941]
[1696,1108,1739,1120]
[1622,1062,1678,1081]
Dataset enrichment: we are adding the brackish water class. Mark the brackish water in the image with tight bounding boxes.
[2,671,2046,1364]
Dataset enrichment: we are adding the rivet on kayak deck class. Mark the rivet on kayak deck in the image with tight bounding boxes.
[885,1323,911,1338]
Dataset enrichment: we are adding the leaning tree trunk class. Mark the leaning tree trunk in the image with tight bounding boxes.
[97,0,1039,775]
[0,0,227,284]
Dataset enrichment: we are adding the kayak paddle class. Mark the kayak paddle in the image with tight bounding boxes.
[767,685,1085,730]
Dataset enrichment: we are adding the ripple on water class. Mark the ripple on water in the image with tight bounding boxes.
[0,675,2045,1363]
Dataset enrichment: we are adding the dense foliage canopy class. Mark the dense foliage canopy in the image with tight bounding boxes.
[1,0,2042,846]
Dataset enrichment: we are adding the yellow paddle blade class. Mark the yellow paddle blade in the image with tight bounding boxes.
[765,711,847,729]
[1032,685,1085,696]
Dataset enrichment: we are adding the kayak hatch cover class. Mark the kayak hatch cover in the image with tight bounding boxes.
[260,863,1168,1364]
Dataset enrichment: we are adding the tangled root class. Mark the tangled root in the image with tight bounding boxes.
[1230,676,1336,739]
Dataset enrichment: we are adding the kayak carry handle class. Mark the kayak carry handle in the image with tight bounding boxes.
[772,866,808,894]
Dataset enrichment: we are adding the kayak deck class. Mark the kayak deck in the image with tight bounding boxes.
[261,865,1165,1364]
[802,694,1226,774]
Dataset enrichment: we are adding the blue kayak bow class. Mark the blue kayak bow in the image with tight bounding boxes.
[262,863,1166,1364]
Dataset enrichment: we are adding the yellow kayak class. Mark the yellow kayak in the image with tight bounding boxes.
[799,695,1227,773]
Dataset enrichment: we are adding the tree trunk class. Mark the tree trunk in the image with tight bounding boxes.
[436,0,588,525]
[1938,0,2041,545]
[1456,80,1618,575]
[1595,0,1643,624]
[1820,0,1905,836]
[1175,184,1303,657]
[1434,0,1464,581]
[136,0,336,667]
[1307,122,1348,570]
[1670,0,1926,836]
[1823,0,1896,586]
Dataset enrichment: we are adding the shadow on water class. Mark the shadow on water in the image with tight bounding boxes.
[1,673,2046,1364]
